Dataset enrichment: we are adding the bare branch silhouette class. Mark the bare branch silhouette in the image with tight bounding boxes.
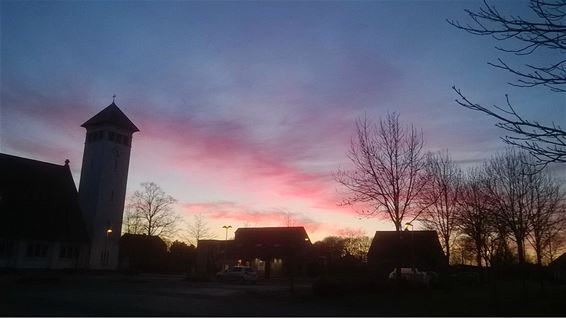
[335,112,428,231]
[449,0,566,166]
[125,182,180,240]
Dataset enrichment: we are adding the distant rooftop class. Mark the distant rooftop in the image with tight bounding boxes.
[235,226,311,244]
[81,102,139,132]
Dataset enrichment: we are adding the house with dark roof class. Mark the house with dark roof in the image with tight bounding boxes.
[0,101,138,270]
[196,226,313,279]
[367,230,448,276]
[0,154,90,269]
[549,252,566,282]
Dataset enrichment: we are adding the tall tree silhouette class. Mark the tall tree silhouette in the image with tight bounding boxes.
[525,170,565,265]
[336,113,428,232]
[483,150,539,264]
[456,167,495,267]
[125,182,180,240]
[449,0,566,166]
[420,151,463,263]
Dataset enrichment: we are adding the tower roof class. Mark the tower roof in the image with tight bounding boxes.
[81,102,139,132]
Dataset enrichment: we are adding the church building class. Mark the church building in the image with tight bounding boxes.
[0,102,138,270]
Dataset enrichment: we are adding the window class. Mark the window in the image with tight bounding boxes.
[59,245,79,259]
[27,242,48,258]
[108,131,115,142]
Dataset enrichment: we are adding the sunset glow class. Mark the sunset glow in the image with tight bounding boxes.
[1,0,563,242]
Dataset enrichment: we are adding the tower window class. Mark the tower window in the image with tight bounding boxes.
[110,190,114,201]
[108,132,115,142]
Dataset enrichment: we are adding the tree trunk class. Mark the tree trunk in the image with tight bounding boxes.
[475,242,483,267]
[444,236,451,265]
[517,239,526,264]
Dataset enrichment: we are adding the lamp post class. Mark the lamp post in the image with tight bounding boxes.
[104,227,113,268]
[222,225,232,241]
[404,222,414,272]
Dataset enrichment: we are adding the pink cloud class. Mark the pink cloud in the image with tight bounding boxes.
[182,201,320,228]
[130,108,358,216]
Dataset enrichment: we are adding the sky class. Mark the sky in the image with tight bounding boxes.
[1,0,564,242]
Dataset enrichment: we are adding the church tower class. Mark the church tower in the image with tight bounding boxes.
[78,101,139,269]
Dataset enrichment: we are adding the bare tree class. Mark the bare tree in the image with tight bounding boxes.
[419,151,463,263]
[452,236,478,265]
[336,112,428,231]
[122,204,143,235]
[449,0,566,166]
[127,182,180,240]
[456,167,495,267]
[283,210,295,227]
[187,213,214,245]
[483,150,539,264]
[526,171,565,265]
[341,229,372,262]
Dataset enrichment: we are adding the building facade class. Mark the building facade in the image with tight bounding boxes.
[196,227,313,279]
[0,102,138,270]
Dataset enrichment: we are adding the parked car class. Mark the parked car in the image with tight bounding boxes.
[388,267,436,284]
[216,266,258,283]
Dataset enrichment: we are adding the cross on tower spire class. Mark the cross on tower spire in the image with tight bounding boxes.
[112,94,117,103]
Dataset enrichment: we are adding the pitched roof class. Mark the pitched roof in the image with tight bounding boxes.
[550,252,566,269]
[81,102,139,132]
[0,153,89,242]
[367,230,447,270]
[234,226,311,245]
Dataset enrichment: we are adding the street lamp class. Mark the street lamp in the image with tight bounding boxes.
[222,225,232,240]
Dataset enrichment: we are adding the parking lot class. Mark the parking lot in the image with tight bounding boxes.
[3,271,566,316]
[0,272,345,316]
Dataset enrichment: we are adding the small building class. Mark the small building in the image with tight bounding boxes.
[233,227,312,279]
[0,154,90,269]
[367,230,447,276]
[119,234,167,272]
[196,227,313,279]
[195,239,232,275]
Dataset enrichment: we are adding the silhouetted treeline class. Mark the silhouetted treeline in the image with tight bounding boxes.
[418,149,565,268]
[119,234,196,273]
